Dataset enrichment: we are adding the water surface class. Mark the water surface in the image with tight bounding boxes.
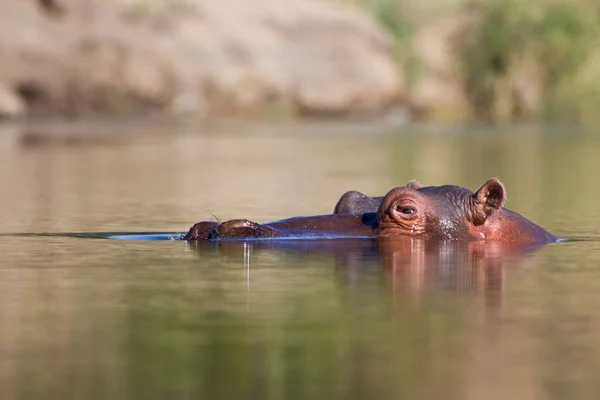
[1,122,599,399]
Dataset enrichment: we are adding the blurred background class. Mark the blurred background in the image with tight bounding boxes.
[2,0,599,124]
[3,1,600,399]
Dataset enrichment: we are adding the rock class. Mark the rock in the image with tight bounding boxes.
[0,81,25,119]
[0,0,403,120]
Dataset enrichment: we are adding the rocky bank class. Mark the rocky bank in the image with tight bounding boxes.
[0,0,403,120]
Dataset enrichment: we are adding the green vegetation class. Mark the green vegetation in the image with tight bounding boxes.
[354,0,421,87]
[355,0,600,124]
[458,0,596,123]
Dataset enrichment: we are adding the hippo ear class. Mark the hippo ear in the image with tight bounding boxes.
[471,178,506,226]
[406,180,422,190]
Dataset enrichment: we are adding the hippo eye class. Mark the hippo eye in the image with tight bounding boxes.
[395,205,416,216]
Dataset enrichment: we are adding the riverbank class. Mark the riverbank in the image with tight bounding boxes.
[1,0,598,125]
[0,0,402,122]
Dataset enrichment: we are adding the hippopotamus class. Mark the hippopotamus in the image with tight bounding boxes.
[184,178,557,244]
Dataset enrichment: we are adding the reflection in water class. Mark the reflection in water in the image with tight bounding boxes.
[177,237,553,400]
[188,237,551,332]
[188,237,541,300]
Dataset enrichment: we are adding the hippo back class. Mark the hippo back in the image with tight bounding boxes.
[334,191,383,215]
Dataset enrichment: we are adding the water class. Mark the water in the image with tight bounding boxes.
[1,121,600,399]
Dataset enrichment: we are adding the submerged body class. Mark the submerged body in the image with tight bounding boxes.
[185,179,557,244]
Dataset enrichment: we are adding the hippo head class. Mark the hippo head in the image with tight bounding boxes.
[376,179,506,240]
